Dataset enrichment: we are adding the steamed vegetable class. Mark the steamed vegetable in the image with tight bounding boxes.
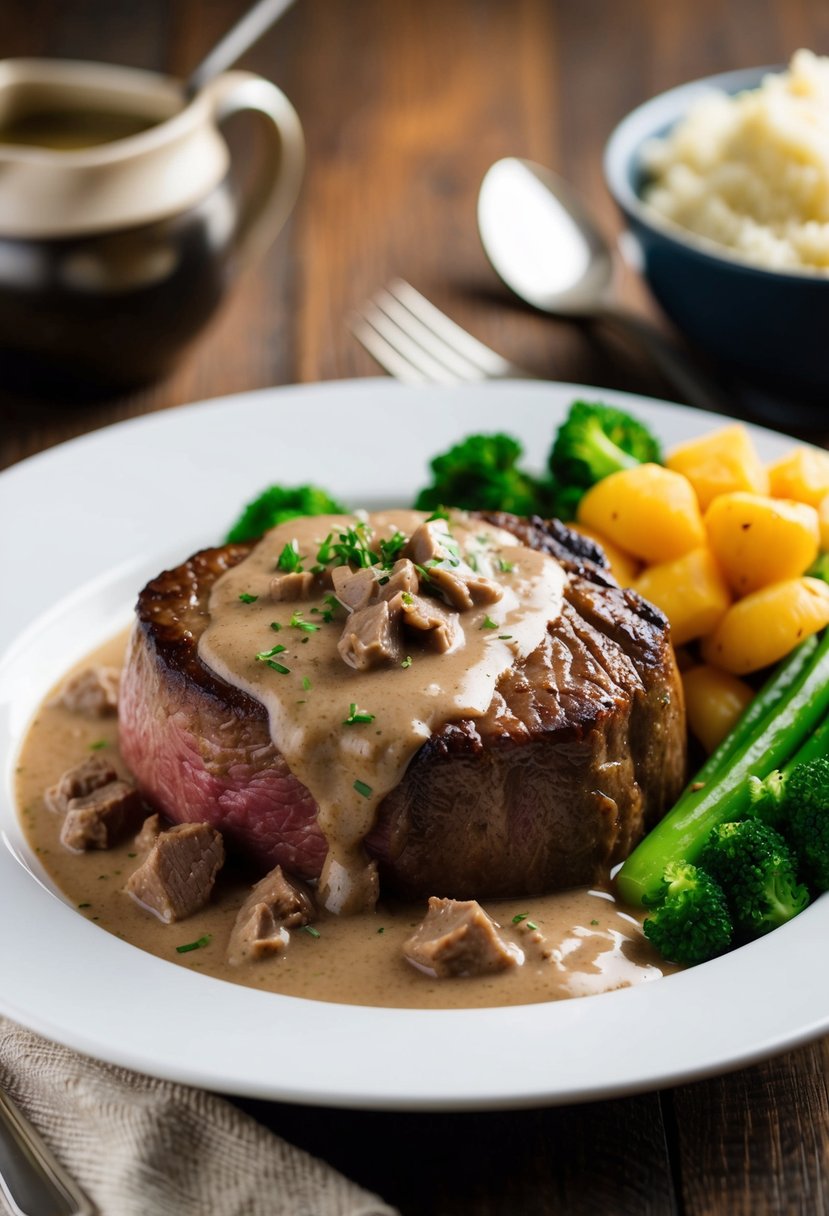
[665,423,769,510]
[548,401,661,502]
[577,463,705,563]
[642,862,732,964]
[700,820,808,938]
[414,432,552,517]
[226,485,346,543]
[617,628,829,906]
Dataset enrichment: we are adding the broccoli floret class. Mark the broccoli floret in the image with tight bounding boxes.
[782,758,829,892]
[548,401,662,505]
[642,861,732,964]
[225,485,345,544]
[700,820,808,938]
[414,433,551,516]
[747,769,788,828]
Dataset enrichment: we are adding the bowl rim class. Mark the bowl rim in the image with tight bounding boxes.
[602,61,829,284]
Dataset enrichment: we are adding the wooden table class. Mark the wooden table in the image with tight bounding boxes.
[3,2,829,1212]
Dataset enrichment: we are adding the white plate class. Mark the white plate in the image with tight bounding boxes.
[1,378,825,1111]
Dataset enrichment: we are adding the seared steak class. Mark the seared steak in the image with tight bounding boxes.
[118,516,685,899]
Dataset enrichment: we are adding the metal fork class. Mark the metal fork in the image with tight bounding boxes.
[349,279,531,384]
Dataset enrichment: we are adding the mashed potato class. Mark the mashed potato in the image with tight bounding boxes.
[643,50,829,273]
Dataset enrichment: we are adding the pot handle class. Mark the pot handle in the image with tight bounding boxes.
[201,70,304,269]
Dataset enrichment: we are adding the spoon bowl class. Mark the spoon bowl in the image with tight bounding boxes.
[477,156,725,414]
[477,158,614,314]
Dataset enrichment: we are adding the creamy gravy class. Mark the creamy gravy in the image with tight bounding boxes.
[14,633,678,1009]
[199,511,566,914]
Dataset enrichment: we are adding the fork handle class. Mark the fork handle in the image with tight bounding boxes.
[0,1088,96,1216]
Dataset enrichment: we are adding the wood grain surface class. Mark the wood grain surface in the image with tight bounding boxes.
[3,2,829,1213]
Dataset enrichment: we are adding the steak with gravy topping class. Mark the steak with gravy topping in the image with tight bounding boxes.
[118,516,685,899]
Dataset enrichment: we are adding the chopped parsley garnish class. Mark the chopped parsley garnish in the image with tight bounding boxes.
[401,655,413,669]
[239,592,259,604]
[498,558,515,573]
[176,935,211,954]
[256,643,290,673]
[302,676,312,691]
[467,553,478,572]
[379,530,408,568]
[481,616,498,630]
[256,644,287,660]
[377,926,386,934]
[439,533,461,567]
[311,593,340,623]
[401,591,414,606]
[77,902,91,909]
[353,779,373,799]
[270,621,282,632]
[343,703,375,725]
[526,921,538,931]
[302,925,321,939]
[512,913,528,924]
[89,740,108,751]
[414,563,433,582]
[498,634,513,641]
[426,508,449,522]
[315,532,335,565]
[591,919,599,926]
[290,610,319,633]
[331,523,379,569]
[276,540,303,573]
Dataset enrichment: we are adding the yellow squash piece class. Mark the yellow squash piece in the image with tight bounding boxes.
[700,577,829,674]
[818,493,829,552]
[567,523,640,586]
[704,492,819,595]
[666,424,769,511]
[682,665,754,754]
[634,547,731,646]
[768,446,829,507]
[577,464,705,564]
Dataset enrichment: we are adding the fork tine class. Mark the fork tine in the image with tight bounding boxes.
[352,299,464,384]
[347,311,432,384]
[372,288,490,381]
[387,279,521,378]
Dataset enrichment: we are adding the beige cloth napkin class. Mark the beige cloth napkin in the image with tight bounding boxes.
[0,1018,399,1216]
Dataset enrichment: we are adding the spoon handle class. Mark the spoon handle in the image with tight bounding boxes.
[184,0,297,98]
[596,306,728,417]
[0,1086,96,1216]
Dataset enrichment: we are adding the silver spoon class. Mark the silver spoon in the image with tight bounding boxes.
[0,1085,95,1215]
[184,0,297,98]
[477,157,726,414]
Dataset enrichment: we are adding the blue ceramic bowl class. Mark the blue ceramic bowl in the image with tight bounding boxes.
[604,65,829,404]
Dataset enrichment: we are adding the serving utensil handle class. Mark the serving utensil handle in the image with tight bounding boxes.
[0,1086,96,1216]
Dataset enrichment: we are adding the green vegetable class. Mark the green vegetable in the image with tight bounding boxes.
[176,935,211,954]
[684,638,819,799]
[414,433,552,516]
[642,862,733,964]
[225,485,345,544]
[548,401,662,516]
[617,629,829,906]
[343,703,375,725]
[700,820,808,938]
[750,755,829,892]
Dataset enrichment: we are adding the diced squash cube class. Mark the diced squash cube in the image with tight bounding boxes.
[818,493,829,552]
[577,464,705,563]
[768,446,829,507]
[682,665,754,754]
[700,577,829,674]
[634,548,731,645]
[704,492,819,595]
[666,424,768,511]
[567,522,640,586]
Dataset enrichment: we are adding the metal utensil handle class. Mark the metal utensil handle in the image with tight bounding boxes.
[185,0,298,99]
[597,305,729,416]
[0,1088,96,1216]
